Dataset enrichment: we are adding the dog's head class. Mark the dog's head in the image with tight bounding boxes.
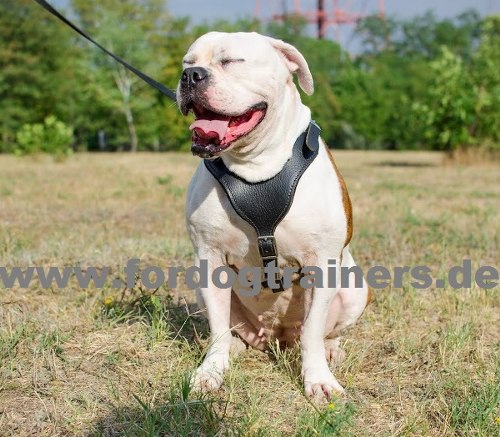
[177,32,314,158]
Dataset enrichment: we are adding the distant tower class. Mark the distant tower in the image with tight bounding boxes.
[257,0,385,41]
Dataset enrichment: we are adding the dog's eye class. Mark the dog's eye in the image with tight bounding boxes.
[221,58,245,67]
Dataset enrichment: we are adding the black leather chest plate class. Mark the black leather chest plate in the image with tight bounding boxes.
[203,121,321,291]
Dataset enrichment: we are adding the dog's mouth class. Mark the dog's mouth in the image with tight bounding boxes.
[187,102,267,158]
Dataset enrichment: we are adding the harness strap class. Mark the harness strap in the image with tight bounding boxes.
[33,0,177,102]
[204,121,321,292]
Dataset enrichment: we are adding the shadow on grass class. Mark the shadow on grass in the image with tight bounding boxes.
[88,371,356,437]
[371,160,437,168]
[99,285,210,343]
[87,373,239,437]
[165,300,210,343]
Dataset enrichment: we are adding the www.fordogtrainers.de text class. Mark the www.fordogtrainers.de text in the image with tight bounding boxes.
[0,259,498,295]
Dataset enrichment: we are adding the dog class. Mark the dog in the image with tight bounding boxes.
[177,32,370,400]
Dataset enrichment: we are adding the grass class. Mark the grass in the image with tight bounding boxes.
[0,150,499,436]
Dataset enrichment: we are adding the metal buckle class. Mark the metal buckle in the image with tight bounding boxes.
[257,236,285,292]
[257,235,277,259]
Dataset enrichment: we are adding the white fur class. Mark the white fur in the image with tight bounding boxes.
[180,32,369,400]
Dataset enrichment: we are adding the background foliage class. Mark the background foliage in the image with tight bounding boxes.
[15,115,73,156]
[0,0,498,153]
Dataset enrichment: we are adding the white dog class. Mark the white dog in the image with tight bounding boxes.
[177,32,371,400]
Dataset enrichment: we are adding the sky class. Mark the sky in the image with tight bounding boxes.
[52,0,500,21]
[51,0,500,47]
[168,0,499,22]
[166,0,500,45]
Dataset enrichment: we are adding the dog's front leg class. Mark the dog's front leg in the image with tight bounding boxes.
[191,254,232,392]
[301,258,344,399]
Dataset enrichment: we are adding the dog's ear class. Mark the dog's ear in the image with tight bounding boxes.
[266,37,314,95]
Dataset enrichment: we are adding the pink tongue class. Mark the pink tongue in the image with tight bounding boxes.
[189,119,230,141]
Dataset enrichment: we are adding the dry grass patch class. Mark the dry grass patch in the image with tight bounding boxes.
[0,151,499,436]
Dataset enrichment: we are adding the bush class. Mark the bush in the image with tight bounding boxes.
[411,47,476,151]
[15,115,73,157]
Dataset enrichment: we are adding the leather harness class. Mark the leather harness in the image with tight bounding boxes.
[204,121,321,292]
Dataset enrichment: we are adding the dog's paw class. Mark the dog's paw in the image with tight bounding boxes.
[190,367,224,393]
[302,365,345,401]
[324,338,346,364]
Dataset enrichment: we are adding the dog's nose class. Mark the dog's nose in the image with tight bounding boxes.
[181,67,209,87]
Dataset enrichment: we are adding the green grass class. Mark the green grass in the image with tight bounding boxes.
[448,369,500,436]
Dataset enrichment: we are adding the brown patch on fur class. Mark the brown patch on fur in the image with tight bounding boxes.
[325,145,353,247]
[366,287,375,307]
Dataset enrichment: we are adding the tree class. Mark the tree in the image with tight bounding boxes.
[405,14,499,152]
[350,10,488,150]
[0,0,85,150]
[71,0,172,152]
[396,10,481,59]
[470,15,500,147]
[1,3,497,154]
[411,47,476,150]
[354,14,398,54]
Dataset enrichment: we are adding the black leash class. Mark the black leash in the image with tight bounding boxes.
[33,0,177,102]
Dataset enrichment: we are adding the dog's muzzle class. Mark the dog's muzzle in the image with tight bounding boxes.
[181,67,209,88]
[179,67,211,116]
